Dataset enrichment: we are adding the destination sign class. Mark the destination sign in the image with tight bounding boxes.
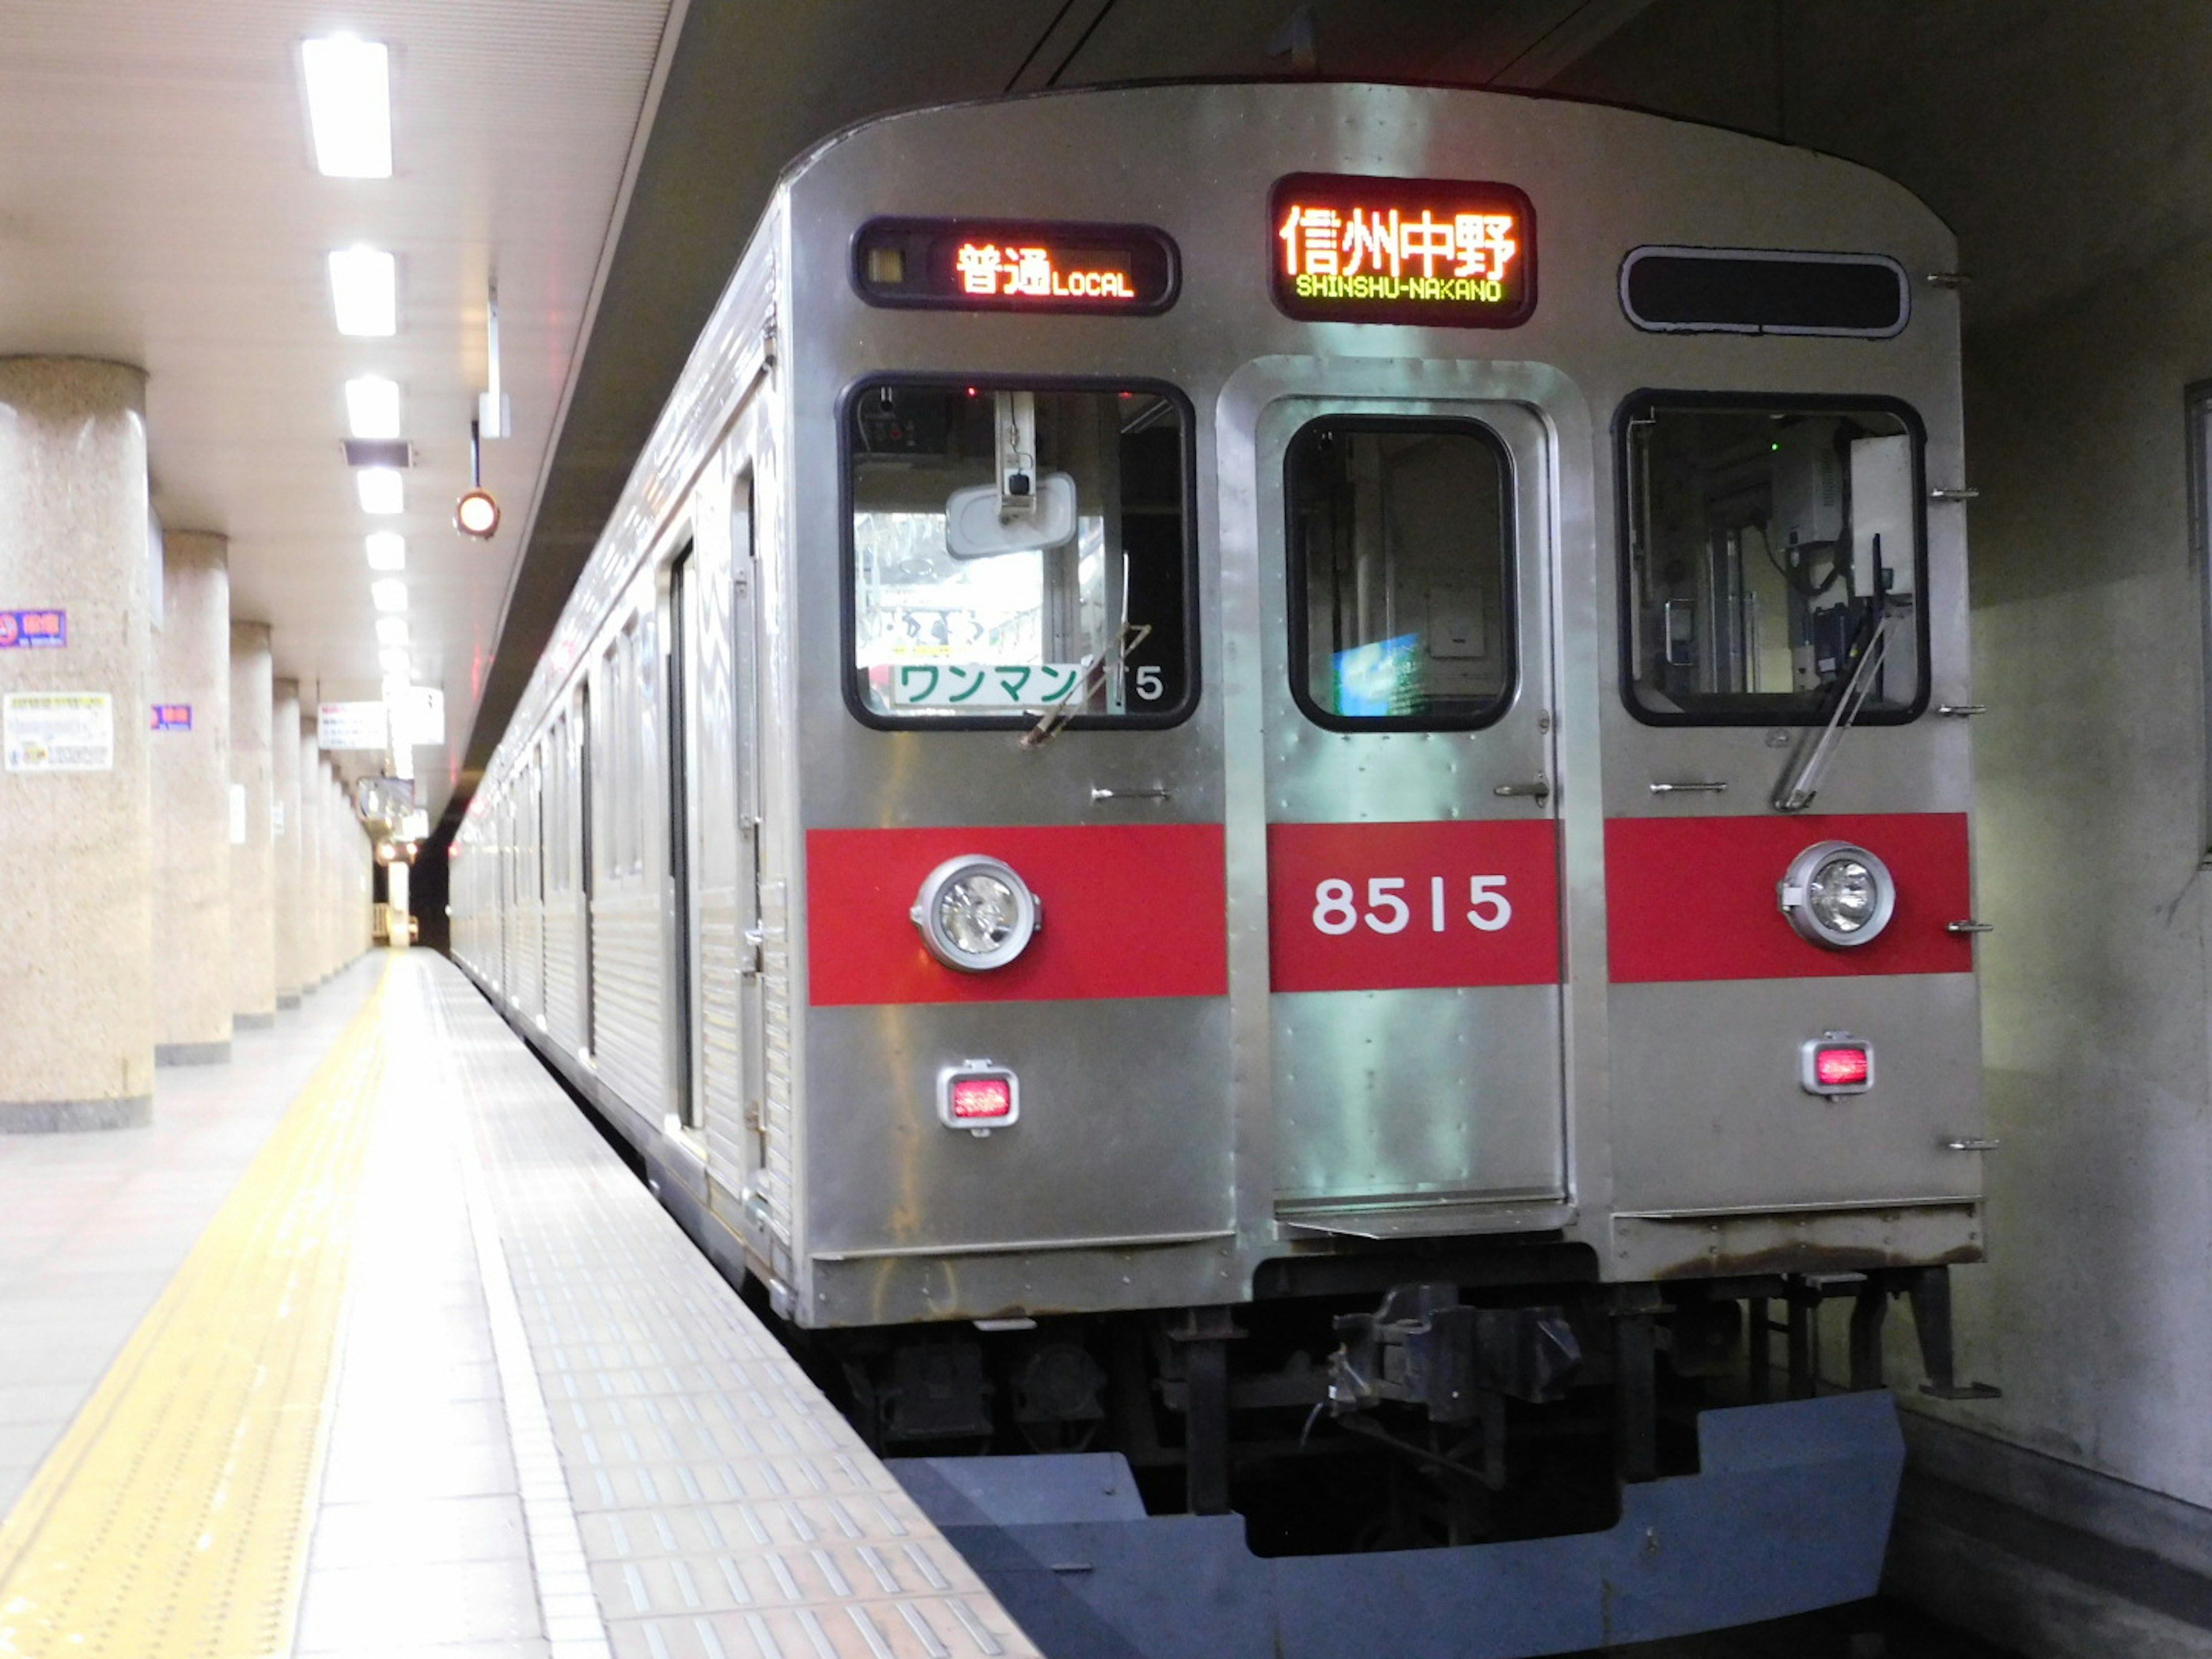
[854,218,1178,315]
[1271,173,1536,328]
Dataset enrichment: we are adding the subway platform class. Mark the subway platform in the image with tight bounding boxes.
[0,950,1038,1659]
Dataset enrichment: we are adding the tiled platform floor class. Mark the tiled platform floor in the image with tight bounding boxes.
[0,956,384,1513]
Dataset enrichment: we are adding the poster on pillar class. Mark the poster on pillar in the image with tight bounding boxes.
[5,692,113,772]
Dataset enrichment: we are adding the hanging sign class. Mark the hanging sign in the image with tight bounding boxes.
[317,701,389,751]
[5,691,113,772]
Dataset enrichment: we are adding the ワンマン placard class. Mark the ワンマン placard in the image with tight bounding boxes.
[1271,173,1536,328]
[852,218,1178,315]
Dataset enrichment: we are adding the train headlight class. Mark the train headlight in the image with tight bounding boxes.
[1778,840,1895,948]
[911,854,1040,971]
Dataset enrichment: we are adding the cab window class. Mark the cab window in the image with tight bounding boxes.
[1621,395,1927,724]
[1286,417,1516,729]
[847,381,1192,726]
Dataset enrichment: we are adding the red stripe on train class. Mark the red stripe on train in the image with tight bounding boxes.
[805,824,1228,1006]
[1605,812,1974,983]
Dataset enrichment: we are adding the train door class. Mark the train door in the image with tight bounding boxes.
[578,680,599,1059]
[666,544,702,1131]
[1256,399,1566,1235]
[680,474,767,1223]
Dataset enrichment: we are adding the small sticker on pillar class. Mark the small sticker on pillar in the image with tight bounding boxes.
[151,703,192,731]
[0,610,67,649]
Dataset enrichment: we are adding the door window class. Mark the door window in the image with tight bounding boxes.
[1285,418,1517,729]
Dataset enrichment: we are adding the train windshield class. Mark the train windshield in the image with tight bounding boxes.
[1286,417,1516,728]
[847,382,1190,725]
[1622,397,1926,724]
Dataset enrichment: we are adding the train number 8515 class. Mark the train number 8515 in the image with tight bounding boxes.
[1311,876,1513,936]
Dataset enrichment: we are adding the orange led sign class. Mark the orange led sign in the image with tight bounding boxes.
[854,218,1178,315]
[1270,173,1536,328]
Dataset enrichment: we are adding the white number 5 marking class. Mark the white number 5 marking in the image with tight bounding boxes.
[1467,875,1512,932]
[1363,877,1408,934]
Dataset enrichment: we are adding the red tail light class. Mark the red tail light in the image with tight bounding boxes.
[950,1076,1013,1120]
[1815,1047,1870,1088]
[939,1062,1021,1134]
[1800,1032,1874,1096]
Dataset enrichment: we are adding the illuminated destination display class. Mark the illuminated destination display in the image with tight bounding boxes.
[1270,173,1536,328]
[853,218,1178,315]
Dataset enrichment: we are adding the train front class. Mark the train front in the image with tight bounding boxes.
[772,80,1986,1658]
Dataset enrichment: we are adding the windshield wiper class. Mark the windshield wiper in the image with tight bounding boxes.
[1771,612,1897,812]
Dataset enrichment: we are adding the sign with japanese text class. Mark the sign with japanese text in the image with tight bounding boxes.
[5,691,113,773]
[317,701,388,751]
[889,661,1086,709]
[151,703,192,731]
[1267,819,1560,991]
[1271,173,1535,328]
[0,609,67,649]
[853,218,1178,315]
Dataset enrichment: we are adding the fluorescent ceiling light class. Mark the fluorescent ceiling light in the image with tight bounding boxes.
[379,646,411,677]
[356,467,403,514]
[376,616,410,647]
[328,247,396,336]
[301,37,392,178]
[344,376,401,439]
[364,531,405,570]
[371,578,408,613]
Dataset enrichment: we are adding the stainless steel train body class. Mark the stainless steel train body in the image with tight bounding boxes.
[452,82,1983,1548]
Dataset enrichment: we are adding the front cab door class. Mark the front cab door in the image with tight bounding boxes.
[1256,397,1566,1238]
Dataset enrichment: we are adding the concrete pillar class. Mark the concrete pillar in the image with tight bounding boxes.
[271,679,302,1008]
[327,774,349,968]
[151,532,232,1065]
[0,358,154,1131]
[228,623,275,1026]
[297,726,324,988]
[388,857,410,950]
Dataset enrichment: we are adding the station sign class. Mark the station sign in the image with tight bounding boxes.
[853,217,1179,315]
[1271,172,1536,328]
[317,700,388,751]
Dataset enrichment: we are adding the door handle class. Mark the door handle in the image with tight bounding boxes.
[1493,774,1550,802]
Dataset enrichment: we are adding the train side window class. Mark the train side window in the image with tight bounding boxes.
[1620,395,1928,725]
[1285,418,1516,729]
[846,381,1194,727]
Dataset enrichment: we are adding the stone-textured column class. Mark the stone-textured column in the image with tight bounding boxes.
[387,856,411,950]
[0,359,154,1130]
[271,679,302,1008]
[151,532,232,1064]
[298,724,324,989]
[228,623,275,1025]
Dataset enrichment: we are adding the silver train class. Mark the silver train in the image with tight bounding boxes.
[452,80,1987,1649]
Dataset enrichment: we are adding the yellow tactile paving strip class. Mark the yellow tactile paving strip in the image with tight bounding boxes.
[0,961,392,1659]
